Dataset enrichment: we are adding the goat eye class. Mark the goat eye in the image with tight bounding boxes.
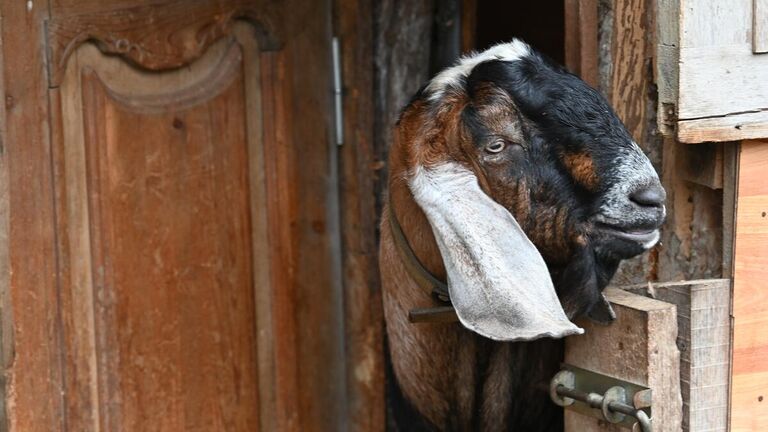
[485,139,506,154]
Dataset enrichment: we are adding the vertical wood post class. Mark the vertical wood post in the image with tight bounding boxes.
[565,288,682,431]
[564,0,599,88]
[731,140,768,431]
[628,280,731,431]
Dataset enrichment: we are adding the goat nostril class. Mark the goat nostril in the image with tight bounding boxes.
[629,185,666,207]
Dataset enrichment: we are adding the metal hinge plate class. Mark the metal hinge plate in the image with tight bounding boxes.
[550,364,653,431]
[332,36,343,146]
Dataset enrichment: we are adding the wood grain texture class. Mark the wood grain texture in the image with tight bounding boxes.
[678,143,724,190]
[627,279,731,432]
[676,0,755,114]
[678,110,768,143]
[655,137,724,284]
[656,0,768,142]
[564,0,599,88]
[0,10,9,428]
[755,0,768,53]
[4,1,344,430]
[609,0,653,144]
[275,4,347,431]
[259,51,301,432]
[731,140,768,431]
[678,46,768,120]
[564,288,682,431]
[373,0,434,219]
[53,33,263,431]
[600,0,682,286]
[0,0,65,430]
[335,0,385,430]
[46,0,281,85]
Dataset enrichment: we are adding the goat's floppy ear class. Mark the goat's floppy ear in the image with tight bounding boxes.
[409,162,583,341]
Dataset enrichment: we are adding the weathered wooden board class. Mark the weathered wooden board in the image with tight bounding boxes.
[678,143,724,190]
[564,288,682,432]
[564,0,599,88]
[0,0,65,429]
[336,0,386,430]
[731,140,768,431]
[627,279,731,432]
[753,0,768,53]
[657,0,768,142]
[678,111,768,143]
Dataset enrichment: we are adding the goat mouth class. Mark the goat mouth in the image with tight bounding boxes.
[595,223,660,249]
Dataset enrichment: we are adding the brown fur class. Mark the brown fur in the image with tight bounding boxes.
[561,152,599,191]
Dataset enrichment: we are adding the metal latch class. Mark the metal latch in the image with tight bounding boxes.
[550,365,652,432]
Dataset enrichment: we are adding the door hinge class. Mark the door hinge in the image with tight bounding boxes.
[332,36,344,146]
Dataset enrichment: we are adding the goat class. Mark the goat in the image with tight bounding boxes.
[380,40,666,431]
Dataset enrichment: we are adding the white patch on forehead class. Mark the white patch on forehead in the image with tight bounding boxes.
[425,39,531,102]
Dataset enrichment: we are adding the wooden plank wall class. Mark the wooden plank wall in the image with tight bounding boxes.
[564,0,599,88]
[0,1,64,430]
[755,0,768,53]
[731,140,768,431]
[373,0,434,216]
[628,280,731,431]
[0,7,10,431]
[335,0,385,430]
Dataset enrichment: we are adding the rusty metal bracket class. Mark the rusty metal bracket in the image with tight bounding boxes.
[550,365,652,431]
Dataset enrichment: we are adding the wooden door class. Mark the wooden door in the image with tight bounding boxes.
[0,1,344,431]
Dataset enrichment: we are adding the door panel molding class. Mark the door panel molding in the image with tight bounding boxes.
[51,21,291,431]
[46,1,281,86]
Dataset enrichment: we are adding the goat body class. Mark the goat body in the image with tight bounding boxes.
[381,41,665,431]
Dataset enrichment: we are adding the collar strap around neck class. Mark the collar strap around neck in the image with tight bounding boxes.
[387,198,450,303]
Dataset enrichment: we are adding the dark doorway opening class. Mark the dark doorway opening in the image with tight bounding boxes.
[473,1,565,64]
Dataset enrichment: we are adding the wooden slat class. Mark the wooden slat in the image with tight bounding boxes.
[336,0,385,430]
[678,110,768,143]
[753,0,768,53]
[678,45,768,120]
[678,143,724,189]
[628,279,731,431]
[657,0,768,142]
[564,288,682,431]
[0,6,10,431]
[610,0,654,142]
[0,0,65,430]
[564,0,598,88]
[731,140,768,431]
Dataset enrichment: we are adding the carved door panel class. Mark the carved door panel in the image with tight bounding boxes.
[21,1,341,431]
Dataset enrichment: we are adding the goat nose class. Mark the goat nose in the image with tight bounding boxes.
[629,184,666,208]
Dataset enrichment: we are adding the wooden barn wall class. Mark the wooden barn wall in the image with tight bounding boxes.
[594,0,724,285]
[335,0,386,430]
